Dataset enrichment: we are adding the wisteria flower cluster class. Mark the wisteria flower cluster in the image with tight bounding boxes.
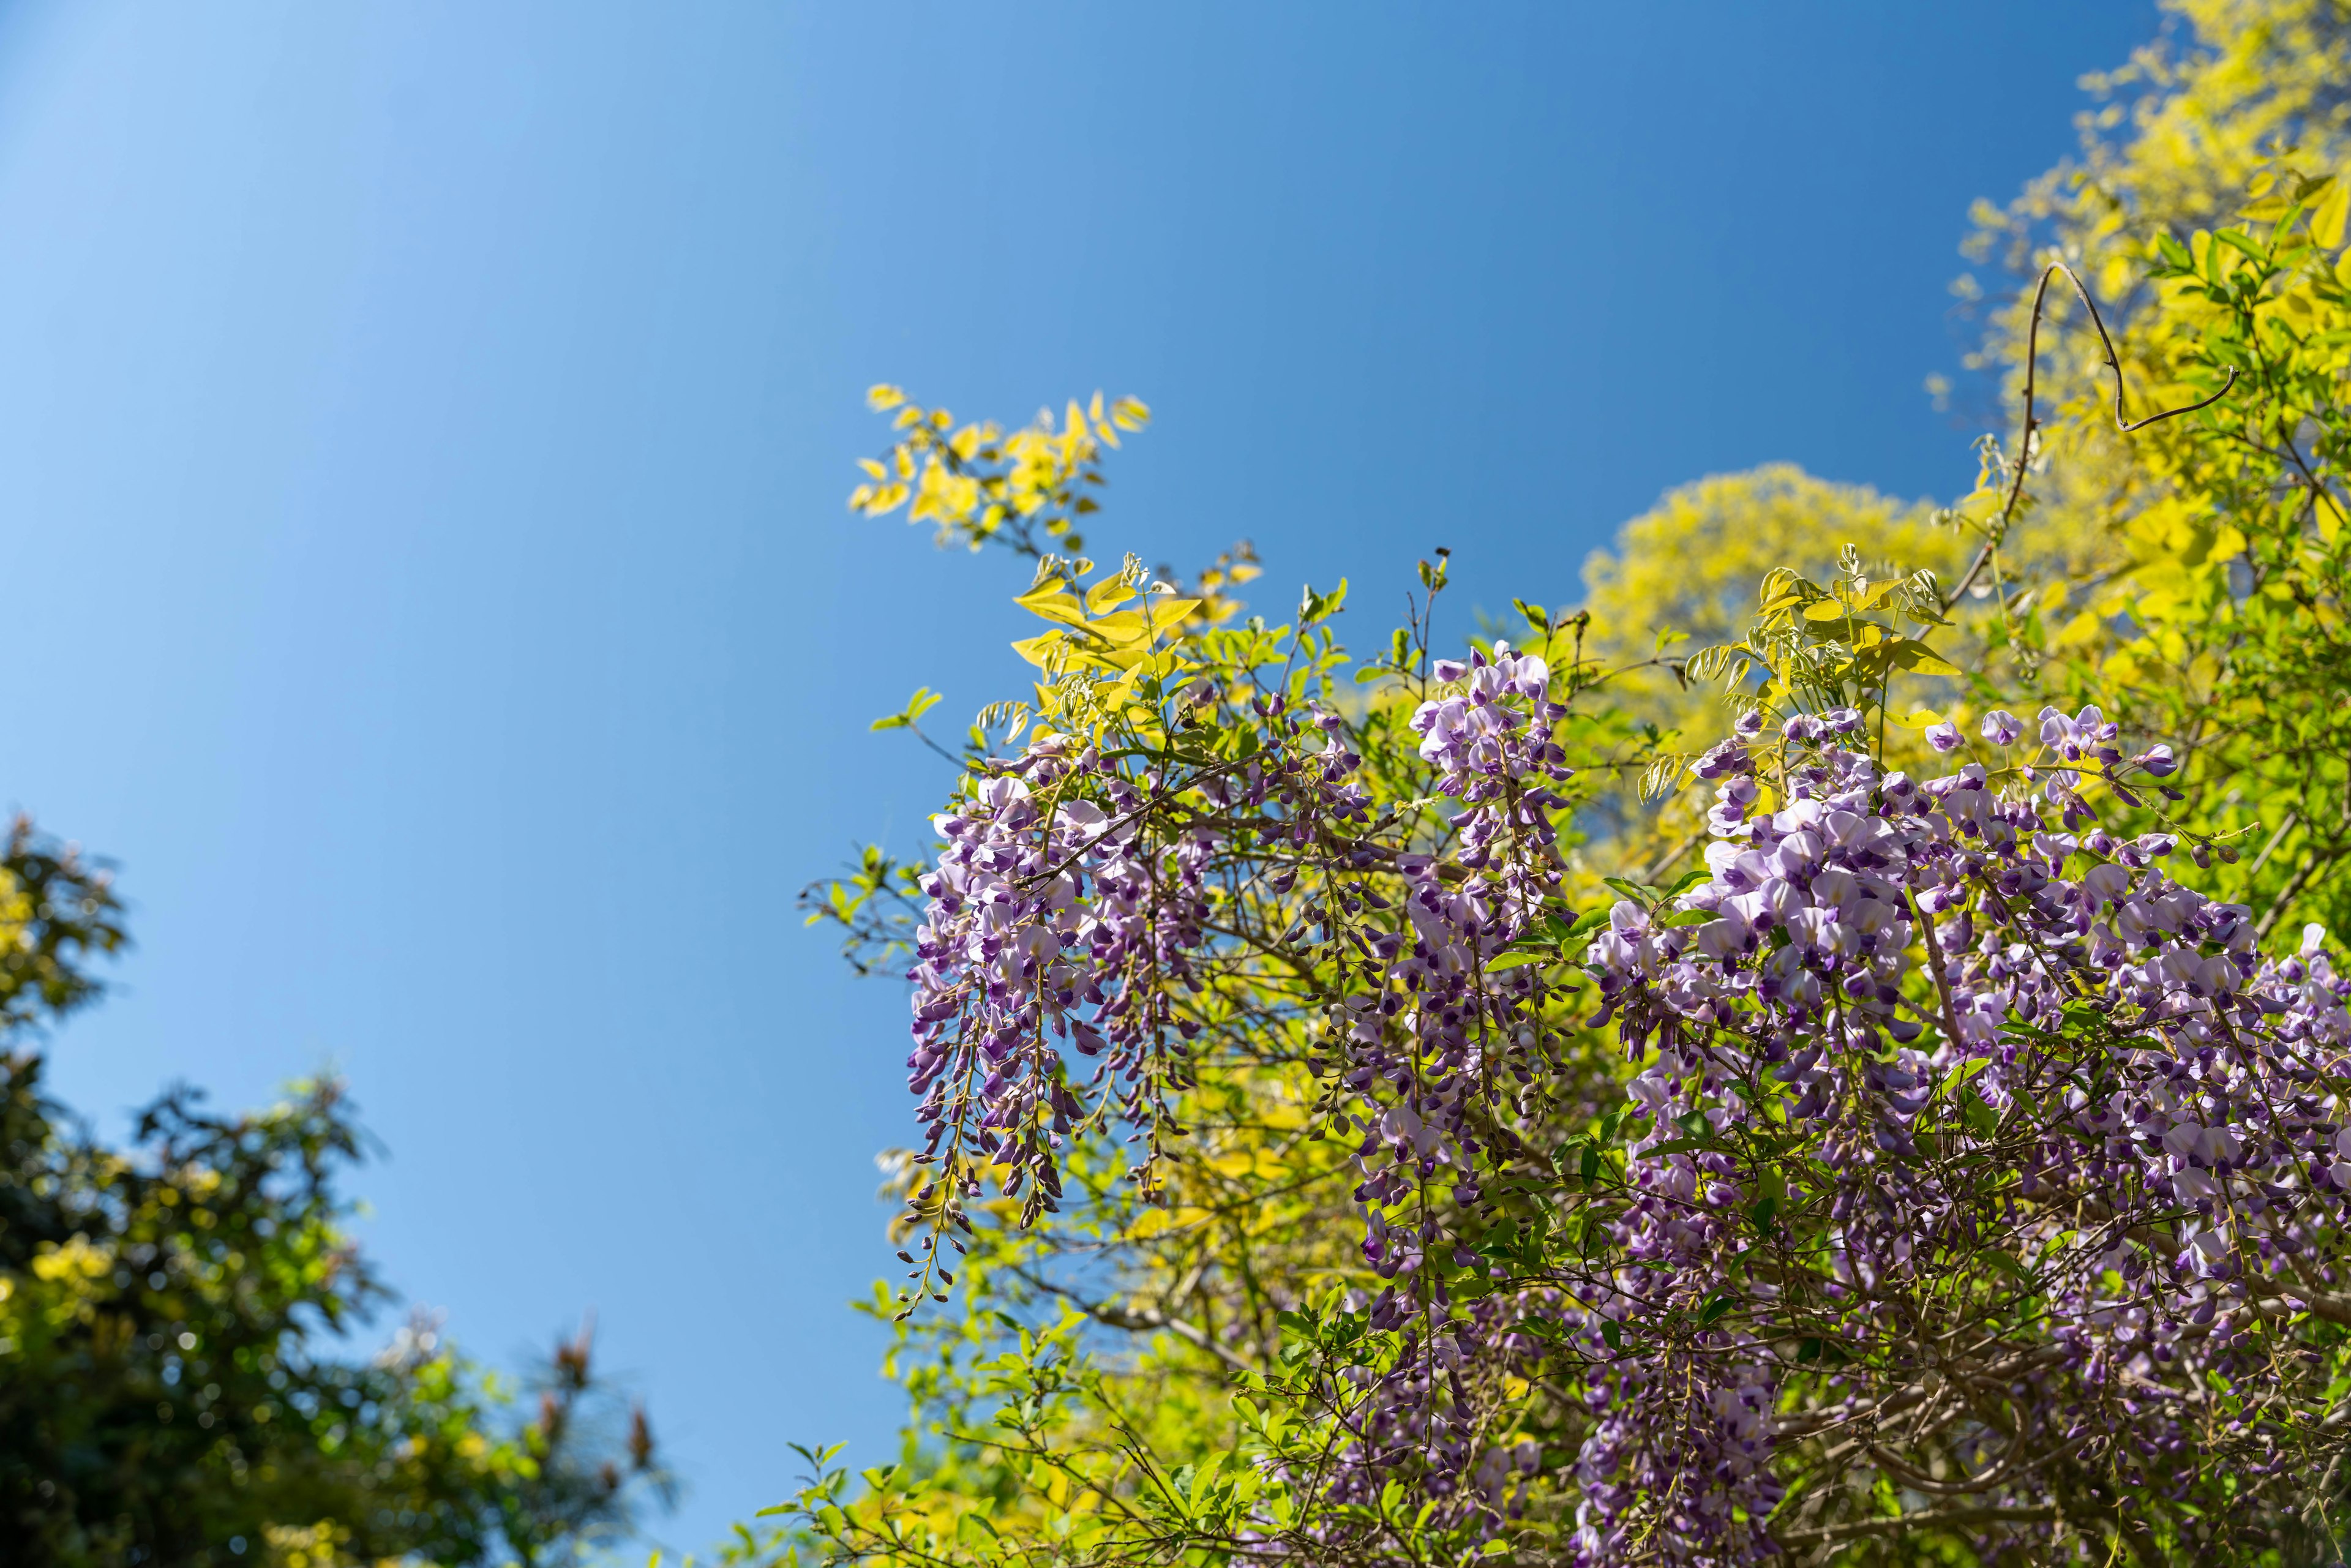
[905,693,1370,1231]
[1310,644,1578,1514]
[1569,706,2351,1561]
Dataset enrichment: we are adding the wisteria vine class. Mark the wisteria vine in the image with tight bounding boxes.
[866,599,2351,1564]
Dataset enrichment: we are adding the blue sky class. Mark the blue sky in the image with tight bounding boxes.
[0,1,2155,1552]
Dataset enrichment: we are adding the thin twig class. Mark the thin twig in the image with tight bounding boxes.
[1633,830,1704,888]
[2255,846,2334,943]
[1941,262,2237,613]
[1774,1503,2058,1547]
[2244,809,2301,885]
[1008,1265,1258,1373]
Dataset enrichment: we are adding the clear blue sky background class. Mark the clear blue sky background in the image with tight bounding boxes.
[0,1,2157,1553]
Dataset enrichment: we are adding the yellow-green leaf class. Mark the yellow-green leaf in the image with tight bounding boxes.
[1015,582,1091,629]
[1085,577,1137,615]
[2312,174,2350,249]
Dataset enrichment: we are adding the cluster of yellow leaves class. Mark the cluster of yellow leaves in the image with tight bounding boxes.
[2029,179,2351,929]
[0,1236,110,1356]
[849,386,1150,557]
[1010,569,1201,678]
[1581,465,1960,671]
[1967,0,2351,302]
[256,1517,410,1568]
[1182,538,1264,631]
[1952,0,2351,565]
[1003,558,1201,744]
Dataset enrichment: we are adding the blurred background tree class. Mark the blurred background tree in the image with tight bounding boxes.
[0,820,670,1566]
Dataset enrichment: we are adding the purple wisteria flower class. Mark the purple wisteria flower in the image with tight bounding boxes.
[904,700,1370,1220]
[1566,722,2351,1561]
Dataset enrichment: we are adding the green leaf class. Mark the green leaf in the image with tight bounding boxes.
[1884,637,1961,677]
[1299,578,1349,626]
[1943,1055,1993,1090]
[1985,1248,2031,1280]
[1643,1136,1715,1157]
[1014,580,1090,629]
[2214,227,2270,264]
[2314,176,2350,248]
[872,686,946,730]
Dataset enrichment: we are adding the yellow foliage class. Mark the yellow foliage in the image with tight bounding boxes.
[849,388,1149,558]
[1582,464,1955,681]
[31,1235,113,1283]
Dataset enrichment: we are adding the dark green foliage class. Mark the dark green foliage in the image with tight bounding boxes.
[0,819,666,1566]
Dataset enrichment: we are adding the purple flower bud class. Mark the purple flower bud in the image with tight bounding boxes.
[1924,721,1962,752]
[1690,739,1751,781]
[1980,710,2023,746]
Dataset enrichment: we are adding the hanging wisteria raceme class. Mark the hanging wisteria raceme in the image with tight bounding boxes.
[1313,642,1582,1526]
[1564,704,2351,1563]
[902,692,1370,1245]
